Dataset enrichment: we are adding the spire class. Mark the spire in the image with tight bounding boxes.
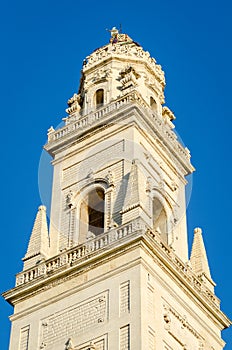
[190,227,215,292]
[23,205,50,269]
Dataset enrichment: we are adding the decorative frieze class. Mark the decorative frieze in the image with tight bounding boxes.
[82,42,165,88]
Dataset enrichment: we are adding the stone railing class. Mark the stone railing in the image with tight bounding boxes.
[16,218,145,287]
[47,91,143,144]
[15,218,219,310]
[46,91,190,164]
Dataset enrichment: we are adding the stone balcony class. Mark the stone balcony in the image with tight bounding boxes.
[14,218,220,311]
[44,91,193,175]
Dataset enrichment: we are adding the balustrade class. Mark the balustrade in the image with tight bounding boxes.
[15,218,218,309]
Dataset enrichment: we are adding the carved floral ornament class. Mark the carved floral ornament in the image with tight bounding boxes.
[92,68,111,83]
[82,40,165,86]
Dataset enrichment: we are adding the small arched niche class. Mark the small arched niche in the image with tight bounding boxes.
[79,187,105,241]
[150,96,158,113]
[95,89,104,108]
[153,197,168,244]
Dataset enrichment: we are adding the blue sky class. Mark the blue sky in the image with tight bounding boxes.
[1,0,231,348]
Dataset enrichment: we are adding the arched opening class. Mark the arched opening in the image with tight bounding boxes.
[95,89,104,108]
[79,188,105,241]
[150,97,157,113]
[153,198,168,243]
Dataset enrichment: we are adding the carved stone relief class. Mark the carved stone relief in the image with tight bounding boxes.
[66,93,82,116]
[119,65,140,90]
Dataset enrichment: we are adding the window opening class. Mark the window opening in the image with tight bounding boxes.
[150,97,157,112]
[95,89,104,108]
[153,198,167,243]
[79,188,105,241]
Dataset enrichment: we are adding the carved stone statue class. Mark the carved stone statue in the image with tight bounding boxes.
[109,26,119,37]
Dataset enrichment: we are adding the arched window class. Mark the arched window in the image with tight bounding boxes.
[153,198,167,243]
[79,188,105,241]
[150,97,157,112]
[95,89,104,108]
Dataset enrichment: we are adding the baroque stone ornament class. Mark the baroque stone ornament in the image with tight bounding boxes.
[66,93,82,115]
[146,176,153,192]
[162,106,175,121]
[119,65,140,90]
[105,170,114,186]
[66,190,74,209]
[92,68,111,83]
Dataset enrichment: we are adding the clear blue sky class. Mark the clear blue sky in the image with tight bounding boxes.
[1,0,231,349]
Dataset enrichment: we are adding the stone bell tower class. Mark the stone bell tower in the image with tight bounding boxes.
[3,28,231,350]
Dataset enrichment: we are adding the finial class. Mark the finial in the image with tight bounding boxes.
[38,205,46,211]
[194,227,202,234]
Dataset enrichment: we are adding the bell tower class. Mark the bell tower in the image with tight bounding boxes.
[3,28,231,350]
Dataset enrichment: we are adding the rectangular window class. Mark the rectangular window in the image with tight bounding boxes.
[19,325,30,350]
[120,281,130,315]
[120,324,130,350]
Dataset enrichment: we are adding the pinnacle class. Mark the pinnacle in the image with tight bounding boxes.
[23,204,49,267]
[190,227,211,279]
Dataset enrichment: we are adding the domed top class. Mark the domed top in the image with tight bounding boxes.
[81,27,164,87]
[64,28,168,124]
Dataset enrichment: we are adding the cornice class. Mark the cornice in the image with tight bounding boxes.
[3,219,230,329]
[44,94,194,177]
